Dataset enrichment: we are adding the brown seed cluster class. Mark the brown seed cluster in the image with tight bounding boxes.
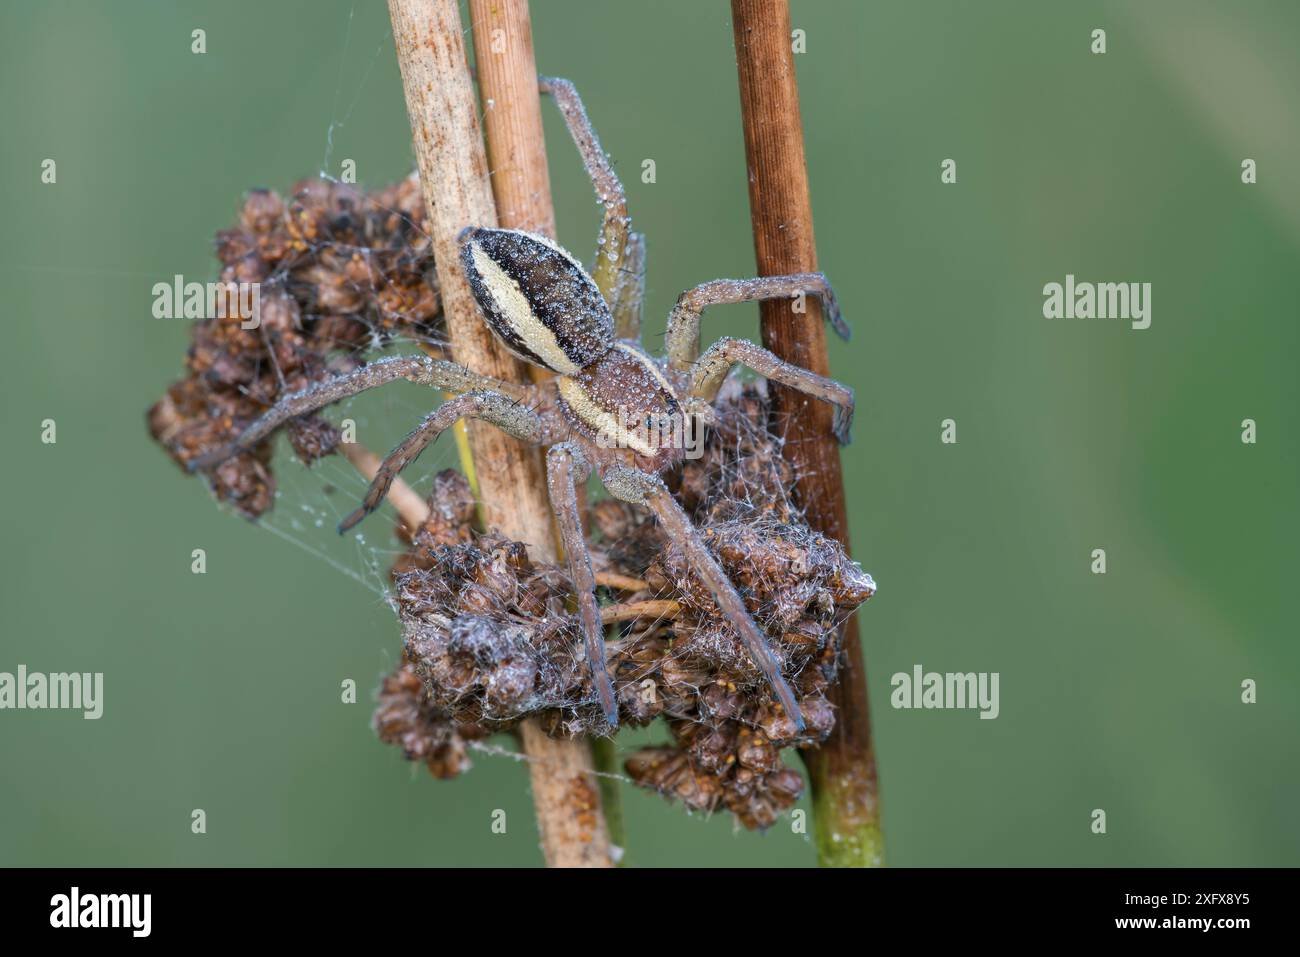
[373,659,488,779]
[147,175,444,517]
[145,176,874,832]
[388,471,598,732]
[376,387,875,830]
[606,388,874,828]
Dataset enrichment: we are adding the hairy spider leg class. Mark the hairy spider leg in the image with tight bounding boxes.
[609,230,646,341]
[338,390,543,534]
[642,480,807,733]
[537,76,631,305]
[690,337,855,445]
[664,272,850,371]
[601,466,807,734]
[545,443,619,728]
[187,355,526,472]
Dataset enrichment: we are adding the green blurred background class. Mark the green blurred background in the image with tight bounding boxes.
[2,0,1296,867]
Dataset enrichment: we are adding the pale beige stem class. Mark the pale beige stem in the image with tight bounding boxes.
[594,572,650,593]
[387,0,612,868]
[600,599,681,625]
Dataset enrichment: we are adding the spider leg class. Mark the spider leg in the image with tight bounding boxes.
[609,231,646,341]
[664,272,849,371]
[545,443,618,728]
[537,75,641,315]
[339,390,542,533]
[188,356,528,472]
[601,466,807,734]
[689,337,855,445]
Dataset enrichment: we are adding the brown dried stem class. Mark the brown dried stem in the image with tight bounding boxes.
[387,0,612,868]
[468,0,630,862]
[594,572,650,593]
[730,0,883,866]
[468,0,556,238]
[600,599,681,625]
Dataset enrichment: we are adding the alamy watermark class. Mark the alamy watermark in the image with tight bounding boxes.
[1043,274,1150,330]
[152,274,260,329]
[50,887,150,937]
[890,664,999,719]
[594,409,706,460]
[0,665,103,719]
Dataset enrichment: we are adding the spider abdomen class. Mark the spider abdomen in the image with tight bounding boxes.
[460,227,614,375]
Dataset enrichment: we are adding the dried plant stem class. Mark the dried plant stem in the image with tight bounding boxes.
[599,599,680,625]
[730,0,883,867]
[467,0,629,864]
[468,0,555,237]
[387,0,612,868]
[594,572,650,592]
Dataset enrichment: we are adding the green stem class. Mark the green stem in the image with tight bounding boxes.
[810,769,885,867]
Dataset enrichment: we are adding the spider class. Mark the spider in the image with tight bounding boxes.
[191,76,855,732]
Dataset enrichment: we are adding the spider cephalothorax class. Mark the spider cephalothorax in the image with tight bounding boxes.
[191,75,860,732]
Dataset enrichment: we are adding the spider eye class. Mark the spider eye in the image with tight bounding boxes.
[460,228,614,375]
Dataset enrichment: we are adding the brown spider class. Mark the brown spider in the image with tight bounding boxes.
[191,76,855,731]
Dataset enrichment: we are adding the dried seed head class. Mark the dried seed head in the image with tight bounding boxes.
[610,386,875,828]
[148,175,444,518]
[372,660,487,780]
[155,173,877,831]
[386,391,873,829]
[624,749,723,815]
